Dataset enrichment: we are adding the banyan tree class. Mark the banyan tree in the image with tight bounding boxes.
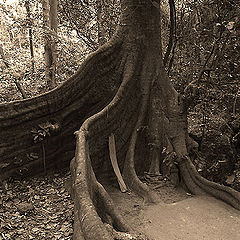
[0,0,239,239]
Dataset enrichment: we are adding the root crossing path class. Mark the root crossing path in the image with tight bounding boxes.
[108,183,240,240]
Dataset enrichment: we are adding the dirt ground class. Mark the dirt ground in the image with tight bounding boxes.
[0,171,74,240]
[142,196,240,240]
[1,171,240,239]
[108,179,240,240]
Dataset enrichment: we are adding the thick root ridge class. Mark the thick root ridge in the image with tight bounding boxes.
[0,37,123,127]
[94,182,132,232]
[179,157,240,210]
[71,135,132,240]
[0,34,126,180]
[179,160,206,195]
[71,52,154,239]
[123,128,159,203]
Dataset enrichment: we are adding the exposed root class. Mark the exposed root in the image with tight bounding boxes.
[0,31,126,180]
[70,51,153,239]
[122,98,157,203]
[0,36,123,127]
[71,132,133,240]
[161,79,240,210]
[179,159,206,195]
[123,55,160,203]
[179,156,240,210]
[123,125,159,203]
[94,182,131,232]
[73,205,85,240]
[105,224,151,240]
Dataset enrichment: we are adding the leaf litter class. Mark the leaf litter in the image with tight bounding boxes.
[0,170,73,240]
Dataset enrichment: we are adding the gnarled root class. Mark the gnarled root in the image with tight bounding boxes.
[70,132,132,240]
[179,156,240,210]
[123,80,159,203]
[105,224,151,240]
[123,154,158,204]
[123,130,159,203]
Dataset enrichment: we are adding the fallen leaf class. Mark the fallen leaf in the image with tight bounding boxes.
[226,174,235,184]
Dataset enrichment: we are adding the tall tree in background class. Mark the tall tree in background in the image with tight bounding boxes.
[25,0,35,72]
[58,0,121,50]
[96,0,107,46]
[42,0,58,89]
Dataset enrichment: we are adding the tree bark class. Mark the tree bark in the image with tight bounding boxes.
[25,0,35,72]
[42,0,58,89]
[163,0,176,67]
[96,0,107,46]
[0,36,124,179]
[0,0,239,239]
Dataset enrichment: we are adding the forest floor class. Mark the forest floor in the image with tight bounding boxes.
[109,183,240,240]
[1,169,239,240]
[0,170,74,240]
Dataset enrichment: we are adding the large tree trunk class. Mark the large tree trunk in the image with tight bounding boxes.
[0,0,239,239]
[0,37,123,179]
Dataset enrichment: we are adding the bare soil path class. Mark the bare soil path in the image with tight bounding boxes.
[108,180,240,240]
[1,172,239,239]
[142,196,240,240]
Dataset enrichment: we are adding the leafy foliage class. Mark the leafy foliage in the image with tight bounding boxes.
[0,0,94,102]
[170,0,240,116]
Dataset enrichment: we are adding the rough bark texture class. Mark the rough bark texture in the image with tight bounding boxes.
[0,33,124,180]
[97,0,107,46]
[25,0,35,72]
[42,0,58,89]
[0,0,239,239]
[69,0,239,238]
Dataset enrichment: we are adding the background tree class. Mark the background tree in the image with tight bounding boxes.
[58,0,121,49]
[42,0,58,89]
[25,0,34,72]
[167,0,240,185]
[0,0,87,101]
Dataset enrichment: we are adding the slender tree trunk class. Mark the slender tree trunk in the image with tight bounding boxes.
[96,0,106,46]
[42,0,58,89]
[163,0,176,67]
[49,0,58,82]
[25,0,35,72]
